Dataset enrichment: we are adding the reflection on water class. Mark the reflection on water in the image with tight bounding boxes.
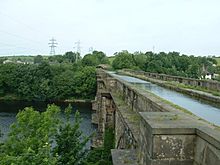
[111,73,220,126]
[0,101,95,141]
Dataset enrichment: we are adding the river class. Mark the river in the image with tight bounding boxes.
[0,101,95,141]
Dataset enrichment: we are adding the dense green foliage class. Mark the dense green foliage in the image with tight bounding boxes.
[0,104,92,165]
[112,51,137,70]
[85,128,114,165]
[1,105,59,164]
[34,55,44,64]
[82,51,109,67]
[112,51,218,79]
[0,104,114,165]
[48,52,81,64]
[0,62,96,101]
[0,50,113,101]
[53,105,91,165]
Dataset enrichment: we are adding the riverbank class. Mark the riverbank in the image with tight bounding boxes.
[0,94,93,103]
[63,99,93,103]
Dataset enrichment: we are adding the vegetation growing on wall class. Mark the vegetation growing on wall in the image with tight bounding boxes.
[85,128,114,165]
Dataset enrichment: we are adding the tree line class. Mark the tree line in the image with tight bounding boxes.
[0,63,96,101]
[0,51,110,101]
[112,51,219,79]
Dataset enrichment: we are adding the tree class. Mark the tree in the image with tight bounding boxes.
[82,51,109,67]
[0,76,4,96]
[186,64,201,78]
[73,66,97,99]
[0,129,2,137]
[0,105,60,165]
[82,54,99,66]
[48,55,64,63]
[85,128,114,165]
[132,52,148,70]
[111,50,219,79]
[34,55,44,64]
[0,104,92,165]
[112,51,136,69]
[0,63,18,94]
[0,57,7,64]
[63,51,81,63]
[50,70,76,100]
[53,105,91,165]
[0,61,97,101]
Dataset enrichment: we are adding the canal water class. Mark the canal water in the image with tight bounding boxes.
[0,101,95,141]
[111,73,220,126]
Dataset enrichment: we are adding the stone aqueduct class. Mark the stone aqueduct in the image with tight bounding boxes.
[92,69,220,165]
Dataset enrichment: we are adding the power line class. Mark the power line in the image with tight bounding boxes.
[0,11,47,37]
[0,29,42,46]
[48,38,58,55]
[0,41,16,47]
[0,46,40,52]
[0,41,42,53]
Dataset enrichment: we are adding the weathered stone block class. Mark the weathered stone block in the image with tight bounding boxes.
[111,149,138,165]
[138,112,198,165]
[153,135,195,160]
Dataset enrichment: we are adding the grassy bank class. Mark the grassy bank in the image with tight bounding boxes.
[164,81,220,97]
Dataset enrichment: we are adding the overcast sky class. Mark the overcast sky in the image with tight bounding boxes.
[0,0,220,56]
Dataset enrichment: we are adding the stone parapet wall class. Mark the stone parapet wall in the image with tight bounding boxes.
[94,69,220,165]
[115,109,137,149]
[194,135,220,165]
[123,69,220,92]
[138,112,220,165]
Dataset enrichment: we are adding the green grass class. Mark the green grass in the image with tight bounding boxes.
[214,57,220,66]
[165,81,220,97]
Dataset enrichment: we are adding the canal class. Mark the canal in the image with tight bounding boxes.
[111,73,220,126]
